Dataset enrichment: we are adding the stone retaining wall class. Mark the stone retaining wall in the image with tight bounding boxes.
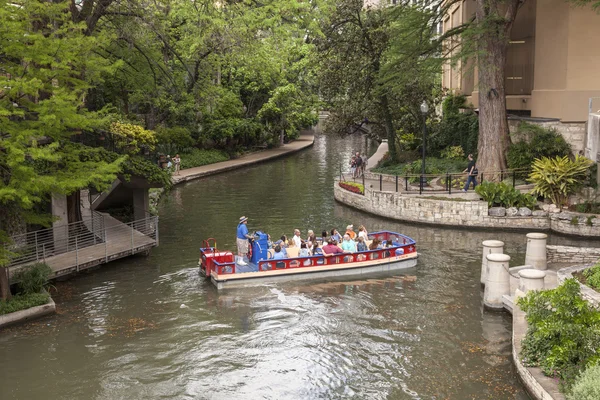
[335,183,600,236]
[335,184,549,230]
[547,245,600,265]
[550,212,600,237]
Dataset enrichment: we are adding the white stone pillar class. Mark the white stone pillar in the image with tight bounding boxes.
[514,269,546,302]
[484,253,511,310]
[481,240,505,286]
[525,233,548,270]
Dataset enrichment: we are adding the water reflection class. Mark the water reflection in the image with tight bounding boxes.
[5,132,592,399]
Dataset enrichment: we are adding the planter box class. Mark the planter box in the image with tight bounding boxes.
[0,295,56,329]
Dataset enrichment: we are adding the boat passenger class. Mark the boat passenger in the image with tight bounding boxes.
[330,229,342,243]
[292,229,302,248]
[272,245,286,260]
[321,230,328,245]
[236,216,253,266]
[345,225,356,240]
[299,242,310,257]
[357,225,368,241]
[390,236,401,246]
[312,245,323,256]
[369,238,382,250]
[341,234,357,252]
[356,236,368,252]
[306,230,316,245]
[322,239,344,256]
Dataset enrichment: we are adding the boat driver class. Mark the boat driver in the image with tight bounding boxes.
[236,216,253,266]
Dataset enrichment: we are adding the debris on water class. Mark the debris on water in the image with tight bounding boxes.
[180,304,188,309]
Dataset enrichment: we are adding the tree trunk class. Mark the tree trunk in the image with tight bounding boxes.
[475,0,521,180]
[67,191,82,223]
[379,94,397,161]
[0,268,10,301]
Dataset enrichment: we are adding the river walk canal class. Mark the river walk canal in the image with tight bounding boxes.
[0,133,593,399]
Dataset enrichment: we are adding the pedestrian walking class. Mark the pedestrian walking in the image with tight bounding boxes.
[462,154,478,192]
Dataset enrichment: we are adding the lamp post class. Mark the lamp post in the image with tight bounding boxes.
[420,101,429,190]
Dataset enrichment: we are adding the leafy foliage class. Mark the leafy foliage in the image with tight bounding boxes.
[583,264,600,291]
[179,149,229,170]
[155,127,194,150]
[568,364,600,400]
[507,122,572,175]
[518,279,600,389]
[372,157,466,182]
[0,292,50,315]
[110,122,157,154]
[475,181,537,208]
[429,94,479,157]
[13,263,53,295]
[530,155,594,206]
[339,181,364,195]
[122,157,172,189]
[440,146,465,160]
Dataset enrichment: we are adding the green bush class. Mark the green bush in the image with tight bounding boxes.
[530,155,593,207]
[440,145,465,160]
[13,263,52,295]
[507,122,572,174]
[429,94,479,157]
[517,279,600,389]
[568,364,600,400]
[475,181,537,208]
[0,292,49,315]
[156,126,194,149]
[179,149,229,169]
[372,157,465,180]
[583,264,600,291]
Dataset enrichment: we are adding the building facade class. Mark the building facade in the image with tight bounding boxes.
[442,0,600,123]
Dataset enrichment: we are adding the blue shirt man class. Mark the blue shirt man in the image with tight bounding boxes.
[237,221,249,239]
[236,216,251,266]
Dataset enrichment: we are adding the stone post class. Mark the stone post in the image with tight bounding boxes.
[525,233,548,270]
[514,269,546,302]
[481,240,505,286]
[484,253,511,310]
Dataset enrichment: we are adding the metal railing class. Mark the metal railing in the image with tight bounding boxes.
[4,212,158,270]
[346,167,532,195]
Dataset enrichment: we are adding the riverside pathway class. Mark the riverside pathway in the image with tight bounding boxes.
[172,131,314,185]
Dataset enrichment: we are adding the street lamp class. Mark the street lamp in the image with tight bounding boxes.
[420,101,429,190]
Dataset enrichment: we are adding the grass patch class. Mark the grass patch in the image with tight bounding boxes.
[372,157,466,178]
[0,292,49,315]
[180,149,229,169]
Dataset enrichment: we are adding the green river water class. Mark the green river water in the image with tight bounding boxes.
[1,132,593,399]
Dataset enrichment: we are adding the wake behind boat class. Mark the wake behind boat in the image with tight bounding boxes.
[199,231,418,289]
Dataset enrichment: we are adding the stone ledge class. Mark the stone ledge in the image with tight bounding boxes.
[557,264,600,307]
[0,295,56,329]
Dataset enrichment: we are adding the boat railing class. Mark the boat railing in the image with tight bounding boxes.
[210,243,417,275]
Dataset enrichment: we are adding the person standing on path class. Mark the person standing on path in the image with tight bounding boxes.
[462,154,478,192]
[354,152,363,178]
[236,216,253,266]
[173,154,181,175]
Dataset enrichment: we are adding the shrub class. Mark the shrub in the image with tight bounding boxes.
[13,263,53,295]
[339,181,364,194]
[440,145,465,160]
[0,292,49,315]
[583,264,600,291]
[568,364,600,400]
[110,122,157,154]
[475,181,537,208]
[372,157,465,181]
[507,122,572,174]
[530,155,593,207]
[429,94,478,157]
[179,149,230,169]
[155,126,194,149]
[517,279,600,389]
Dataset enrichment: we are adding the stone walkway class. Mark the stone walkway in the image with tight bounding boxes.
[172,131,314,185]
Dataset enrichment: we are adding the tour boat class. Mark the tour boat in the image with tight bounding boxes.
[199,231,418,289]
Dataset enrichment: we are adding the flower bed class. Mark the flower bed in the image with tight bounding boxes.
[339,181,364,195]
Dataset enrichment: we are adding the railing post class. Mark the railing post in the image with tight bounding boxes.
[131,223,134,255]
[448,174,452,195]
[405,176,408,192]
[92,215,96,245]
[395,175,398,192]
[419,175,423,195]
[104,228,108,263]
[43,243,46,261]
[362,173,365,189]
[35,231,39,262]
[75,235,79,272]
[481,173,484,183]
[379,174,382,191]
[155,217,159,245]
[513,170,516,188]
